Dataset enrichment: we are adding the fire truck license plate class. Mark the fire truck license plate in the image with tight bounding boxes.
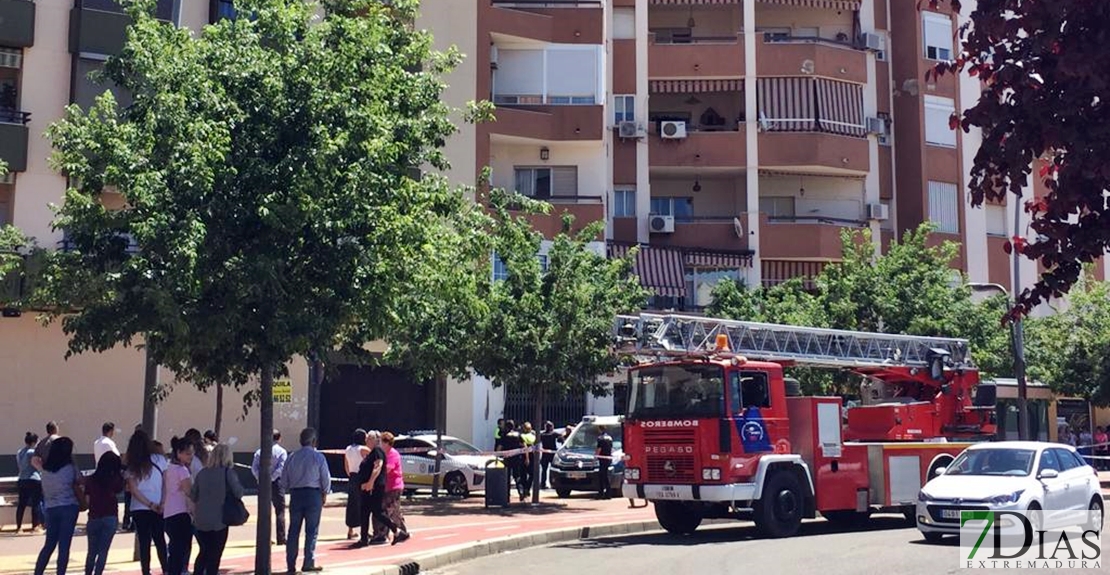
[941,509,961,519]
[658,486,680,499]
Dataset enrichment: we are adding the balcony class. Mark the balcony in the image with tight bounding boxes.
[759,213,866,260]
[648,216,749,253]
[756,35,868,85]
[69,0,175,55]
[650,128,746,169]
[757,131,870,174]
[648,34,744,79]
[486,0,603,45]
[490,104,603,141]
[0,0,35,48]
[516,196,605,238]
[0,109,29,172]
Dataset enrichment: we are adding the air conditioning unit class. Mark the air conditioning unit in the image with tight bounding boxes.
[867,203,890,221]
[659,120,687,139]
[618,121,641,139]
[649,215,675,233]
[0,49,21,69]
[866,116,888,136]
[862,32,885,52]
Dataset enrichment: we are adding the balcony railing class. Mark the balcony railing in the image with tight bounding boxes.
[649,33,741,45]
[767,215,867,227]
[0,108,30,125]
[491,0,602,5]
[493,94,597,106]
[761,32,860,50]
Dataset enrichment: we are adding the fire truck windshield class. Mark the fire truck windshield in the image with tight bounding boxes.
[628,364,725,419]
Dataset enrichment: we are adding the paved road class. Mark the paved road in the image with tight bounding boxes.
[429,513,1105,575]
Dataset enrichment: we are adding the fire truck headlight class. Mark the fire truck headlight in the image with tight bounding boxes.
[624,468,640,481]
[702,468,721,481]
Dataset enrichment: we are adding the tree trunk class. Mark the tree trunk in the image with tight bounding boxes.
[255,365,275,575]
[214,381,224,439]
[136,345,159,562]
[307,355,324,431]
[531,389,543,505]
[431,373,447,498]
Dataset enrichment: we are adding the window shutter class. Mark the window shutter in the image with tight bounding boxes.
[551,167,578,197]
[928,181,959,233]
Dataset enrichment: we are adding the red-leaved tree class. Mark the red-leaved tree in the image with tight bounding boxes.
[927,0,1110,315]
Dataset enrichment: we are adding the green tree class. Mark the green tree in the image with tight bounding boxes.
[1025,274,1110,406]
[0,160,25,280]
[473,191,649,504]
[707,223,1012,394]
[41,0,465,570]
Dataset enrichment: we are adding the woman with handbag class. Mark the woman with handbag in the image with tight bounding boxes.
[34,436,84,575]
[84,451,125,575]
[191,444,245,575]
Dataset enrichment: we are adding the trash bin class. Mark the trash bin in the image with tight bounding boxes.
[485,458,510,508]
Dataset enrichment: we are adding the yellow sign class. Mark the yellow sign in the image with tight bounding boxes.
[273,380,292,403]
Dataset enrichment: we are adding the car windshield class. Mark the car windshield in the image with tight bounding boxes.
[628,364,725,419]
[565,424,623,452]
[944,448,1037,477]
[440,439,482,456]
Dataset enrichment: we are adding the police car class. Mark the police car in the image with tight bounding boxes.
[394,432,493,497]
[550,416,625,498]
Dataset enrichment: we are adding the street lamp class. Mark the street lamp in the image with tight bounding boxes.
[970,279,1029,441]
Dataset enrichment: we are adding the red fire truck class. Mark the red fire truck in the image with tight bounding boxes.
[615,313,997,538]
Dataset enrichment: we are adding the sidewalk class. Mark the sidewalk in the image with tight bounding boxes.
[0,492,650,575]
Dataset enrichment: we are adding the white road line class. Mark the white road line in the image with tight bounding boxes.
[484,525,521,531]
[423,533,459,541]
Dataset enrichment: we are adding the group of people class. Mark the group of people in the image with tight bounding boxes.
[493,419,568,501]
[340,429,410,548]
[15,421,243,575]
[1061,424,1110,470]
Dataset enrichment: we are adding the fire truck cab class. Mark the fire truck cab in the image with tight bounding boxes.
[615,313,997,538]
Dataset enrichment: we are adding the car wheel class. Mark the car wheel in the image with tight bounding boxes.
[556,488,572,499]
[923,531,944,543]
[444,471,469,498]
[754,471,804,539]
[1027,502,1044,533]
[1086,497,1103,532]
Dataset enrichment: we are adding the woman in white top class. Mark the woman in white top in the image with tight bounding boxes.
[344,429,370,540]
[124,431,168,575]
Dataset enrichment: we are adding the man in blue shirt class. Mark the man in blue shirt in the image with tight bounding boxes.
[280,427,331,574]
[252,429,289,546]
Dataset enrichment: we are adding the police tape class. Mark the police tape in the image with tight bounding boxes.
[321,444,625,462]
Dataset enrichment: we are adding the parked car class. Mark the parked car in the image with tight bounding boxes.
[394,433,494,497]
[916,441,1103,542]
[549,416,624,498]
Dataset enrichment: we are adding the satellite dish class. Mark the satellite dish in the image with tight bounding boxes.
[733,217,744,238]
[801,59,815,75]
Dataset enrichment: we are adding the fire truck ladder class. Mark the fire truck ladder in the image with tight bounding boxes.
[614,313,973,370]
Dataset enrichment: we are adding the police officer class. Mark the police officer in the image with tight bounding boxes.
[595,426,613,500]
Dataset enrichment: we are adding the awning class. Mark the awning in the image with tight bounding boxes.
[757,77,816,131]
[686,250,753,269]
[756,0,861,11]
[608,242,687,298]
[815,78,865,137]
[761,259,829,290]
[651,0,739,4]
[650,79,743,94]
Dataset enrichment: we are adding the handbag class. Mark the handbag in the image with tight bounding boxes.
[74,476,89,513]
[221,467,250,527]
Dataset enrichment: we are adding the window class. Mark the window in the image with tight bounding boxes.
[759,196,796,218]
[924,95,956,147]
[650,197,693,221]
[986,204,1007,236]
[1052,448,1081,471]
[877,112,892,146]
[492,254,508,281]
[614,95,635,124]
[687,267,741,308]
[928,181,959,234]
[513,167,577,198]
[215,0,237,20]
[923,12,953,61]
[613,8,636,40]
[613,189,636,217]
[493,47,601,105]
[1038,449,1060,473]
[729,371,771,412]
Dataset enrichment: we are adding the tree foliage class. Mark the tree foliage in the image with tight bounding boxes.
[708,223,1012,393]
[41,0,466,569]
[0,160,26,281]
[928,0,1110,313]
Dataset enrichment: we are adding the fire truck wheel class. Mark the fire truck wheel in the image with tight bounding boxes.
[754,471,804,539]
[654,501,702,535]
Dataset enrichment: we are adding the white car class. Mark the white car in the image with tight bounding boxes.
[916,441,1103,542]
[394,434,494,497]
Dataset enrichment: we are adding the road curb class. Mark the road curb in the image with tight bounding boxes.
[365,519,662,575]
